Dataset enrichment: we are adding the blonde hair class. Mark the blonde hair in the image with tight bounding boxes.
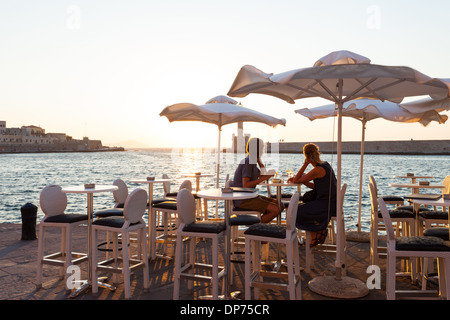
[246,138,265,157]
[303,143,322,164]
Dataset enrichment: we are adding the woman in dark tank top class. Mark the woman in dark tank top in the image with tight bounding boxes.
[287,143,337,247]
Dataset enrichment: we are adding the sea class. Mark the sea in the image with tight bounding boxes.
[1,149,449,232]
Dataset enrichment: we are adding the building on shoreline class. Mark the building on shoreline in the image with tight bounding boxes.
[0,121,123,153]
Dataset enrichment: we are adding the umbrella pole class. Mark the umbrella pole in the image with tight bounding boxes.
[308,81,369,299]
[358,120,366,233]
[215,126,222,218]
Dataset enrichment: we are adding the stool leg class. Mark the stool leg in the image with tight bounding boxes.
[212,236,219,300]
[244,237,251,300]
[92,227,99,296]
[286,241,295,300]
[141,228,149,292]
[122,232,131,299]
[293,237,302,299]
[36,224,45,289]
[64,225,72,290]
[188,237,195,291]
[173,232,183,300]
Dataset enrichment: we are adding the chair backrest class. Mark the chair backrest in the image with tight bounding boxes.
[123,188,147,224]
[113,179,128,205]
[176,188,196,226]
[178,180,192,192]
[368,181,378,216]
[442,175,450,195]
[377,196,396,243]
[369,176,378,197]
[285,193,300,233]
[40,185,67,217]
[162,174,171,195]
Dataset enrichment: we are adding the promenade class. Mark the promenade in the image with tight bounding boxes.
[1,223,440,303]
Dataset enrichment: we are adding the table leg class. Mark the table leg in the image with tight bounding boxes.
[70,193,115,298]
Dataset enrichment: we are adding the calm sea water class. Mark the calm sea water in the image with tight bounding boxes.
[1,149,449,232]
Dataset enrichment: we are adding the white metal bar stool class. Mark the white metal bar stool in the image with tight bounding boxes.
[173,188,226,300]
[36,184,88,291]
[244,193,301,300]
[91,188,149,299]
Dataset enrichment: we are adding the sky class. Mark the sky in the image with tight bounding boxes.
[1,0,450,149]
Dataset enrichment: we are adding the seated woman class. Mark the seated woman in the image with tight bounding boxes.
[231,137,284,223]
[287,143,337,247]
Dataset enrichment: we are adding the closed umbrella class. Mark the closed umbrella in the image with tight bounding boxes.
[160,95,286,216]
[296,99,449,238]
[228,50,450,298]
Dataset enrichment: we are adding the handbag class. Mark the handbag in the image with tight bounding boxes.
[302,189,317,203]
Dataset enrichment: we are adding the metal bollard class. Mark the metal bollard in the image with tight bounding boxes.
[21,203,38,240]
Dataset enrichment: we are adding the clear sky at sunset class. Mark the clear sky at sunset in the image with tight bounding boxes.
[1,0,450,148]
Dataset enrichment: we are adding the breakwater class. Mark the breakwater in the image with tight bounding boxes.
[267,140,450,155]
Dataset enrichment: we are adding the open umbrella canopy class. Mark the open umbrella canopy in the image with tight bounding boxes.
[296,98,449,126]
[228,51,449,104]
[160,101,286,128]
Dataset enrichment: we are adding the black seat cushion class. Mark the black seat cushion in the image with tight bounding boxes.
[232,207,262,213]
[230,214,260,226]
[378,209,414,219]
[381,195,404,202]
[396,236,450,251]
[165,192,178,198]
[269,193,293,199]
[92,217,141,229]
[397,205,430,213]
[152,200,177,210]
[44,214,88,224]
[424,227,450,241]
[94,208,124,218]
[183,221,226,234]
[419,210,449,220]
[244,223,286,239]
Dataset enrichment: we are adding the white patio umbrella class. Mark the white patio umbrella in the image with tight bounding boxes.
[228,50,450,298]
[160,94,286,198]
[296,99,449,237]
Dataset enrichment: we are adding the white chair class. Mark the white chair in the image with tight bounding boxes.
[173,188,225,300]
[244,193,301,300]
[91,188,149,299]
[93,179,128,218]
[36,185,88,291]
[303,184,347,274]
[418,175,450,234]
[368,181,416,268]
[378,197,450,300]
[149,180,192,260]
[369,175,405,207]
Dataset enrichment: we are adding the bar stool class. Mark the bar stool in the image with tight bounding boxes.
[36,185,88,291]
[173,188,226,299]
[244,193,301,300]
[91,188,149,299]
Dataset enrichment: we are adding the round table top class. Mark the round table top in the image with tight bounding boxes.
[410,197,450,207]
[181,173,214,178]
[263,181,301,187]
[393,175,434,179]
[196,188,258,201]
[129,178,171,184]
[389,183,445,189]
[62,184,118,193]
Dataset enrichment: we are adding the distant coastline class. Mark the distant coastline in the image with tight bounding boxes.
[267,139,450,155]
